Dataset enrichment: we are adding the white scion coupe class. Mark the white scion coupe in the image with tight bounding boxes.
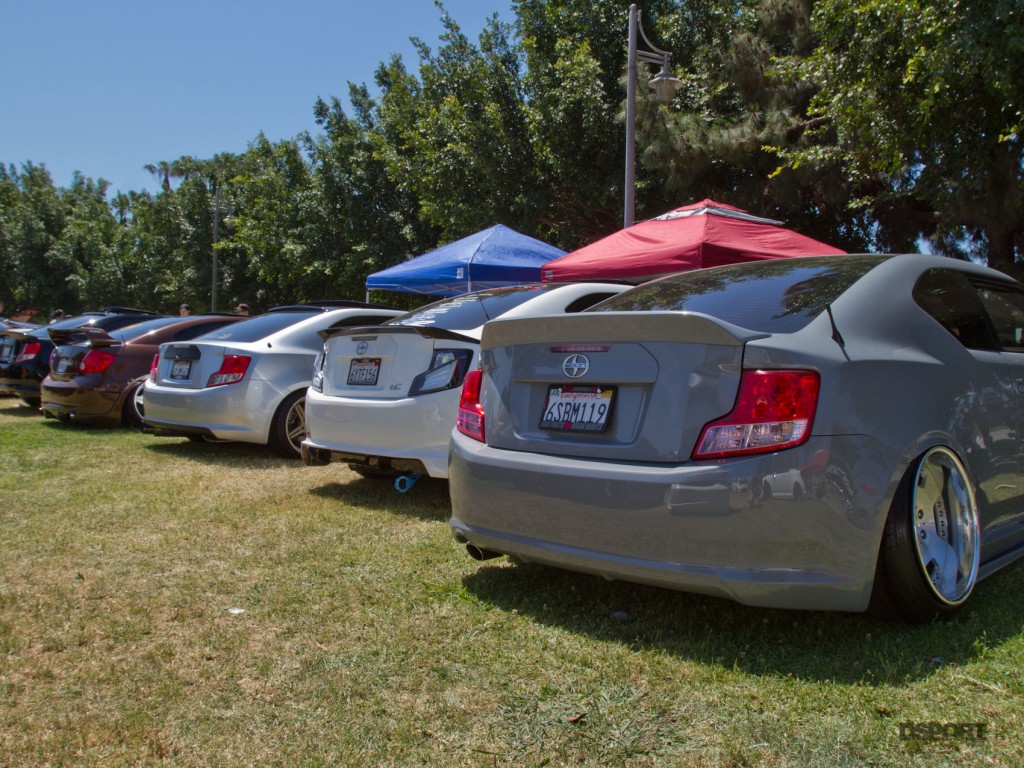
[301,283,628,480]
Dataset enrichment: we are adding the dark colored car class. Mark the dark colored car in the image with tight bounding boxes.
[0,308,165,408]
[40,314,246,427]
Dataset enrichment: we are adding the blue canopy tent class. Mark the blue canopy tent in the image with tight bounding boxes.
[365,224,566,298]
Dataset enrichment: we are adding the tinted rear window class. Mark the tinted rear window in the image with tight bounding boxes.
[194,311,319,343]
[588,255,887,333]
[45,313,157,333]
[111,316,189,341]
[387,286,548,331]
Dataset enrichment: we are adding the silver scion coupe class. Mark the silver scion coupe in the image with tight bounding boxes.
[141,303,403,458]
[448,253,1024,621]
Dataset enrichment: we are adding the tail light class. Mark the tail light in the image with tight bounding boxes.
[149,353,159,381]
[692,369,819,459]
[14,342,41,363]
[310,349,325,393]
[207,355,251,387]
[78,349,117,374]
[410,349,473,395]
[456,369,485,442]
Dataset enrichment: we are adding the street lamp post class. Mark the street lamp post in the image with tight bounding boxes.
[624,3,681,228]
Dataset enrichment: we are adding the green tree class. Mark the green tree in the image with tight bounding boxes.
[227,135,317,305]
[373,5,541,244]
[788,0,1024,267]
[0,163,73,312]
[301,84,431,301]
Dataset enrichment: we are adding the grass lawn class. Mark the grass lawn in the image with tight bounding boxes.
[1,399,1022,766]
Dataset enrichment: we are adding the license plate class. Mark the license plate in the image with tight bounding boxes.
[55,357,72,375]
[170,360,192,380]
[540,385,615,433]
[0,340,13,363]
[347,358,381,386]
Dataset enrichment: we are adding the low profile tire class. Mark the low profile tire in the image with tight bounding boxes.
[870,447,980,622]
[121,382,145,428]
[269,390,306,459]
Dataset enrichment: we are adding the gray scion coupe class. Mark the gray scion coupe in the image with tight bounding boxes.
[448,253,1024,621]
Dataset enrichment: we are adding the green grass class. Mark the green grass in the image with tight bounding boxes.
[1,399,1022,766]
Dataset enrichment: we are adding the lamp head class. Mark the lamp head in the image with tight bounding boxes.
[649,63,681,103]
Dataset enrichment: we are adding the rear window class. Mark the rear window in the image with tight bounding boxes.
[387,285,548,331]
[193,311,319,343]
[111,316,188,341]
[588,255,887,333]
[45,313,157,334]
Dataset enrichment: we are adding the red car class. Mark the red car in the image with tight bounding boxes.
[41,314,245,427]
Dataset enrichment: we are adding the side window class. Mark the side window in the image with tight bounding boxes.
[564,292,621,313]
[972,280,1024,351]
[912,269,998,351]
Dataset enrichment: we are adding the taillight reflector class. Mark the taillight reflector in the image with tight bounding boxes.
[14,342,41,363]
[78,349,117,374]
[207,355,251,387]
[456,369,485,442]
[149,353,159,381]
[692,369,819,459]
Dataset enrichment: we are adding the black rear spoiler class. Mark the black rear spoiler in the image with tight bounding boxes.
[47,326,120,347]
[318,324,477,344]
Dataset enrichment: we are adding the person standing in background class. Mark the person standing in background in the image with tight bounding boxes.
[179,303,190,316]
[235,303,250,316]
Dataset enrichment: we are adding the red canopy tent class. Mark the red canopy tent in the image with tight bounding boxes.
[541,199,846,283]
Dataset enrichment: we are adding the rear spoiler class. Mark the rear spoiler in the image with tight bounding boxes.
[318,324,478,344]
[0,329,36,342]
[481,311,766,350]
[47,326,120,347]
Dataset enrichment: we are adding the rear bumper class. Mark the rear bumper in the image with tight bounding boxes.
[0,370,44,404]
[141,380,276,445]
[302,388,459,478]
[448,431,901,612]
[40,378,121,423]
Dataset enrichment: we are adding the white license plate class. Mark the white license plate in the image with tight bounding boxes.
[0,341,13,363]
[347,358,381,386]
[55,357,72,375]
[170,360,192,380]
[540,385,615,433]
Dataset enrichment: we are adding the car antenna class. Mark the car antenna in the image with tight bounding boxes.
[826,304,846,348]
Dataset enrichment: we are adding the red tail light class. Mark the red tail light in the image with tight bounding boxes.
[692,369,819,459]
[14,342,41,363]
[78,349,117,374]
[149,353,159,381]
[207,355,251,387]
[456,369,485,442]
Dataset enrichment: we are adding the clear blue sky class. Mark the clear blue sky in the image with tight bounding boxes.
[0,0,515,197]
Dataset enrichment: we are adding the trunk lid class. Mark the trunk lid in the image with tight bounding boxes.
[156,342,237,389]
[319,326,477,399]
[47,328,123,380]
[479,312,766,463]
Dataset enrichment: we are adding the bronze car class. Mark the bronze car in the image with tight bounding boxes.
[40,314,244,427]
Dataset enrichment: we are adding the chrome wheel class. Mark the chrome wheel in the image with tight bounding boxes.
[269,391,307,459]
[284,395,306,454]
[910,447,979,606]
[133,385,145,419]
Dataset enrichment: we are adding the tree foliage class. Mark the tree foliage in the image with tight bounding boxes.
[788,0,1024,267]
[2,0,1022,319]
